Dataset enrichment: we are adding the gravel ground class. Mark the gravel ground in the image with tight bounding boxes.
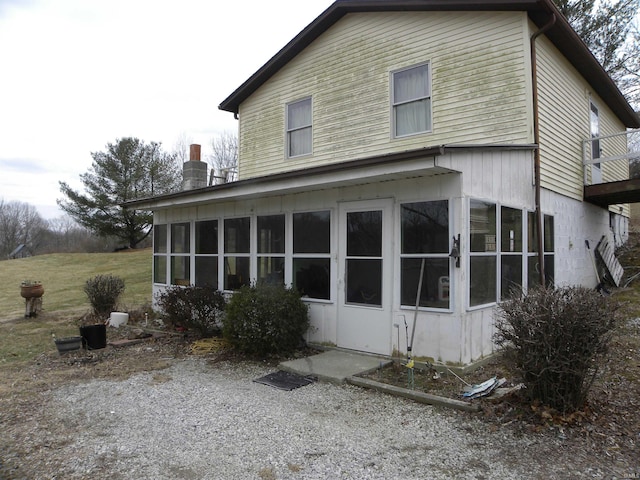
[7,357,625,480]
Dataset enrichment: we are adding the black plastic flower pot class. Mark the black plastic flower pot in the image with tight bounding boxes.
[79,324,107,350]
[54,336,83,354]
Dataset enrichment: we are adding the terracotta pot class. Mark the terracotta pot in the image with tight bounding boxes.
[20,284,44,299]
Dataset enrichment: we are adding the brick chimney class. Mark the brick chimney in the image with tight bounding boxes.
[182,144,207,190]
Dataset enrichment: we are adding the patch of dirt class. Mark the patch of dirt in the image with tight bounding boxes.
[361,298,640,475]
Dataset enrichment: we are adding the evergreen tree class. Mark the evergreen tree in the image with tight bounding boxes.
[58,137,181,248]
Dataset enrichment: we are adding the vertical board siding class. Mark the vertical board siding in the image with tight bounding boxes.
[536,33,627,202]
[238,11,532,179]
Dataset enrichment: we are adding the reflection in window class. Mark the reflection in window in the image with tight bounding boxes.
[346,210,382,306]
[400,201,449,309]
[293,211,330,300]
[195,220,218,288]
[153,224,167,284]
[257,215,285,285]
[224,218,250,290]
[170,223,190,285]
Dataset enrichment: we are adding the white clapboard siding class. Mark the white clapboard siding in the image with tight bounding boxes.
[536,33,627,202]
[238,11,532,179]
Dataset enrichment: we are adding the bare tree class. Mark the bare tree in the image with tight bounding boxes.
[173,131,194,164]
[208,131,238,184]
[0,199,47,258]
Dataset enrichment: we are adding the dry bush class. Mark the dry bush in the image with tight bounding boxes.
[495,286,619,413]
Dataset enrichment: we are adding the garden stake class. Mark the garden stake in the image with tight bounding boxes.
[406,257,425,390]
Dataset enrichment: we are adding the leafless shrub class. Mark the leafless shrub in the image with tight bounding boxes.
[495,286,620,413]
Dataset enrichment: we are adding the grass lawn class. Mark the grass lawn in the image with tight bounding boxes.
[0,249,153,365]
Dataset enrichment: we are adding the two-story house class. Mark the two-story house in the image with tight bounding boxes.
[127,0,640,367]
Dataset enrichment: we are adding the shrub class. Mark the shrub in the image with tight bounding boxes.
[84,274,125,317]
[495,286,619,413]
[223,283,309,357]
[156,285,226,337]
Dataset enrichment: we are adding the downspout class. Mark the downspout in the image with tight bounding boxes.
[530,13,556,287]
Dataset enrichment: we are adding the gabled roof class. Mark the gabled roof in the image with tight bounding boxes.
[219,0,640,128]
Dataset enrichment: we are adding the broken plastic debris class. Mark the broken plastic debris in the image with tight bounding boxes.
[462,376,507,399]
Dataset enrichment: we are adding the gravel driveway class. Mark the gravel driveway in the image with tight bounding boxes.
[14,357,616,480]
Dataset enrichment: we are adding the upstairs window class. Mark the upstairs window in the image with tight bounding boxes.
[286,97,312,157]
[392,63,431,137]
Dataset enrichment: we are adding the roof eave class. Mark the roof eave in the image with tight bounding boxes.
[218,0,639,128]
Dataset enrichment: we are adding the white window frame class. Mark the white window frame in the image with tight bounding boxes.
[286,96,312,158]
[391,62,432,138]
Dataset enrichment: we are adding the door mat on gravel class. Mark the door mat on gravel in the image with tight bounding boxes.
[253,371,316,391]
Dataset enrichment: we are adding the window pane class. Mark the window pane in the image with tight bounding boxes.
[401,201,448,254]
[470,200,496,252]
[527,255,552,288]
[347,211,382,257]
[544,215,554,252]
[346,259,382,306]
[224,218,250,253]
[257,256,285,285]
[287,98,311,129]
[195,220,218,254]
[153,256,166,284]
[289,127,312,157]
[395,99,431,136]
[394,64,429,103]
[293,211,330,253]
[501,207,522,253]
[501,256,522,300]
[293,258,330,300]
[527,211,538,253]
[401,258,450,308]
[258,215,285,254]
[154,225,167,253]
[171,223,190,253]
[545,254,554,287]
[171,256,190,286]
[224,257,250,290]
[470,256,496,306]
[195,256,218,288]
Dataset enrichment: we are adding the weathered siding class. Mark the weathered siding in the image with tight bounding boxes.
[238,11,532,179]
[536,31,628,205]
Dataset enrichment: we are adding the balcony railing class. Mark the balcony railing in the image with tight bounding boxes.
[583,128,640,206]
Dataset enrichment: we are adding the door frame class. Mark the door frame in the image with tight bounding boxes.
[336,198,394,355]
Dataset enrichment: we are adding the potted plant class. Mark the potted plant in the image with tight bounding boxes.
[20,280,44,299]
[79,274,125,350]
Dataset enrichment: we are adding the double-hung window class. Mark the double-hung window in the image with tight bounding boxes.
[400,200,450,309]
[293,211,331,300]
[257,214,285,285]
[469,200,497,307]
[500,207,523,299]
[224,217,250,290]
[392,63,431,137]
[170,223,190,286]
[527,212,554,288]
[195,220,218,288]
[286,97,312,157]
[153,224,168,284]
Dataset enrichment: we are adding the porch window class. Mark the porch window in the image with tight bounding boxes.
[392,63,431,137]
[293,210,331,300]
[224,217,250,290]
[469,200,497,307]
[153,224,167,284]
[286,97,312,157]
[170,222,190,286]
[400,200,450,309]
[195,220,218,288]
[527,212,554,288]
[500,207,523,299]
[257,214,285,285]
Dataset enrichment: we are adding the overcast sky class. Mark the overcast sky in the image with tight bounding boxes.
[0,0,333,219]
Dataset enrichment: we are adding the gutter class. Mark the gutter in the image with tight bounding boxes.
[530,13,556,287]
